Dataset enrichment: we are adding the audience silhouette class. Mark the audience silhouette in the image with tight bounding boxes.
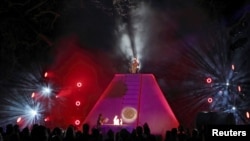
[0,122,208,141]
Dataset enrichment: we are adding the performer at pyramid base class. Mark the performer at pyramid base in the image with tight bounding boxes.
[130,57,140,74]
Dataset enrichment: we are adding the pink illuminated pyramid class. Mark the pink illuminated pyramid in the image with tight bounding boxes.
[83,74,179,136]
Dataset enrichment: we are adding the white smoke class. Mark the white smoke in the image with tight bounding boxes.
[116,2,152,66]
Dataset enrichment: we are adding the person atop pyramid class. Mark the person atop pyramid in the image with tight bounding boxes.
[130,57,139,73]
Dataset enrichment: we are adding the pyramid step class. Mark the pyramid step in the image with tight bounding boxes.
[122,99,138,103]
[123,97,138,100]
[125,78,141,82]
[125,82,140,86]
[125,81,139,84]
[125,91,138,94]
[126,91,139,94]
[126,85,140,89]
[125,81,140,86]
[126,87,140,90]
[124,93,139,97]
[121,104,138,109]
[123,97,139,101]
[125,79,140,81]
[124,94,138,97]
[125,81,140,85]
[122,102,138,105]
[121,105,137,109]
[123,93,139,98]
[125,89,140,93]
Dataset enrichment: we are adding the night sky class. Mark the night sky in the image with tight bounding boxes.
[1,0,250,129]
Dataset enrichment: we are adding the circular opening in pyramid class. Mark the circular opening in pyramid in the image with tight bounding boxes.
[121,107,137,123]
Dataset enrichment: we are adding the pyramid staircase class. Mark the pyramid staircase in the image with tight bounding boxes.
[122,74,142,110]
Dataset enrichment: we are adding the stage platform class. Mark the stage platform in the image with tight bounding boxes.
[83,74,179,137]
[100,124,134,134]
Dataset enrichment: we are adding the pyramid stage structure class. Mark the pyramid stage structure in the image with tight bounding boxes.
[83,74,179,136]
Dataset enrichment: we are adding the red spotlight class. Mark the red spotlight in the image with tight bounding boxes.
[44,72,48,78]
[75,120,80,126]
[206,77,212,84]
[231,64,235,71]
[76,82,82,88]
[207,97,213,103]
[44,117,50,122]
[75,101,81,106]
[31,92,36,98]
[17,117,22,123]
[246,112,250,119]
[238,85,241,92]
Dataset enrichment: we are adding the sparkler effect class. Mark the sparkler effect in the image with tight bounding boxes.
[41,86,52,97]
[0,90,46,129]
[0,64,57,129]
[165,23,250,126]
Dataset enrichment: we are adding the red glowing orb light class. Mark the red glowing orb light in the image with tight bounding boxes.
[77,82,82,88]
[206,77,212,84]
[207,97,213,103]
[75,101,81,106]
[75,120,80,125]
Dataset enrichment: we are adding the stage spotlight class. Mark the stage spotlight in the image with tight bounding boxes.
[231,64,235,71]
[44,72,48,78]
[42,87,51,94]
[41,86,52,96]
[246,112,249,119]
[31,92,36,98]
[238,85,241,92]
[23,103,43,125]
[232,106,236,110]
[29,109,38,117]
